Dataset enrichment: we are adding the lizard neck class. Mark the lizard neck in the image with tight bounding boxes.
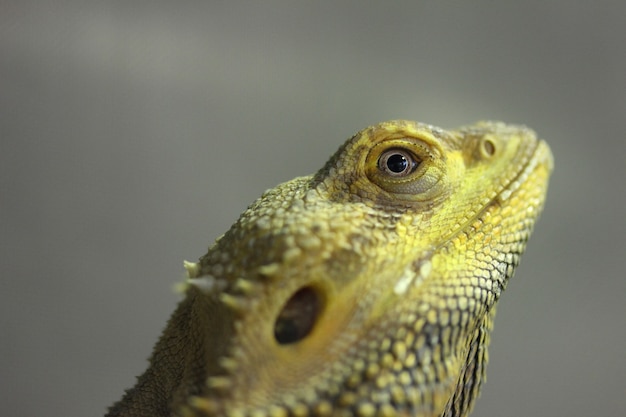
[105,294,207,417]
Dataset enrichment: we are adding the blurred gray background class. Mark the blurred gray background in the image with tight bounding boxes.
[1,2,625,416]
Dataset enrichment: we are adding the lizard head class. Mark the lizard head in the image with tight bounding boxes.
[182,120,553,417]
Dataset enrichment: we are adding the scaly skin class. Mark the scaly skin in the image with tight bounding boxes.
[106,120,553,417]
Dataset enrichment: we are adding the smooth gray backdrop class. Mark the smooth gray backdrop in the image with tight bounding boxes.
[2,3,624,416]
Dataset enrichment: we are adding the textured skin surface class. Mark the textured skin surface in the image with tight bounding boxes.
[106,120,553,417]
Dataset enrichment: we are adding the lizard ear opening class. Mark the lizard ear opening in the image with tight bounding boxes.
[274,286,321,345]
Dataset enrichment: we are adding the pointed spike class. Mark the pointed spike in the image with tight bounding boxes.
[189,396,220,414]
[218,356,239,372]
[172,281,190,294]
[188,275,223,294]
[234,278,257,295]
[206,376,233,391]
[183,260,200,279]
[230,345,246,360]
[219,293,248,314]
[257,262,281,280]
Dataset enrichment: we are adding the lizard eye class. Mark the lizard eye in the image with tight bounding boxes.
[274,286,320,345]
[378,148,420,177]
[365,138,446,199]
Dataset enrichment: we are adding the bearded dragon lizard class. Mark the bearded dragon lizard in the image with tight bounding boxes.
[106,120,553,417]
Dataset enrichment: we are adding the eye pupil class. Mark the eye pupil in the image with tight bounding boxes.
[378,148,418,177]
[386,154,408,173]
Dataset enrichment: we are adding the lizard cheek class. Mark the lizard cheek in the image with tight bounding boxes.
[273,286,321,345]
